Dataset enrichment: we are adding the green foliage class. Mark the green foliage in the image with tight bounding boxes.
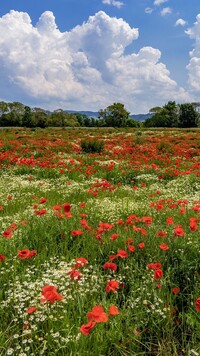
[80,139,104,153]
[178,103,199,128]
[98,102,130,127]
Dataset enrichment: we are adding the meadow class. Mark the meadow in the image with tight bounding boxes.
[0,127,200,356]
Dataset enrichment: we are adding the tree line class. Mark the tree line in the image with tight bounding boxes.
[0,100,199,128]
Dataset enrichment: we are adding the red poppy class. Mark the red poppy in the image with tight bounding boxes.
[195,297,200,311]
[18,249,37,259]
[127,245,136,252]
[75,257,88,268]
[105,280,119,293]
[71,230,83,236]
[117,250,128,258]
[108,305,120,315]
[174,225,185,237]
[80,320,96,336]
[2,230,13,239]
[110,233,119,241]
[40,285,64,303]
[0,254,6,261]
[138,242,145,249]
[68,268,81,281]
[159,243,169,250]
[40,197,47,204]
[166,217,174,225]
[172,287,181,295]
[102,262,117,271]
[154,269,163,280]
[62,203,71,212]
[26,306,37,314]
[87,305,108,322]
[34,209,47,216]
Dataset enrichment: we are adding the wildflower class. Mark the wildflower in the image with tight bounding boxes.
[0,254,6,261]
[2,230,13,239]
[127,245,136,252]
[68,268,81,281]
[26,307,37,314]
[71,230,83,236]
[138,242,145,249]
[172,288,180,295]
[62,203,71,212]
[34,209,47,216]
[75,257,88,268]
[105,280,119,293]
[110,233,119,241]
[87,305,108,322]
[154,269,163,280]
[39,197,47,204]
[195,297,200,311]
[18,249,37,259]
[159,243,169,250]
[174,225,185,237]
[108,305,120,316]
[117,249,128,258]
[40,285,64,304]
[102,262,117,271]
[80,320,96,336]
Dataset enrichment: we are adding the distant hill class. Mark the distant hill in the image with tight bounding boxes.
[65,110,153,122]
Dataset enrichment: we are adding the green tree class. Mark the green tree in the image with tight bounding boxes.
[22,106,33,127]
[178,103,199,128]
[98,102,130,127]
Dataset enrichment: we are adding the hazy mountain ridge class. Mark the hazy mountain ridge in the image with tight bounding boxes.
[65,110,153,122]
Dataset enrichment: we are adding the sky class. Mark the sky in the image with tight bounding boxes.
[0,1,200,114]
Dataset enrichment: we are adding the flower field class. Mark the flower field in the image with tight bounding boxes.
[0,127,200,356]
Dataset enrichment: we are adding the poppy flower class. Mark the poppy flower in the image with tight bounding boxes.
[127,245,136,252]
[154,269,163,280]
[0,254,6,261]
[195,297,200,311]
[138,242,145,249]
[40,285,64,303]
[71,230,83,236]
[68,268,81,281]
[102,262,117,271]
[110,233,119,241]
[174,225,185,237]
[62,203,71,212]
[105,280,119,293]
[80,320,96,336]
[117,250,128,258]
[18,249,37,259]
[172,287,181,295]
[26,306,37,314]
[40,197,47,204]
[87,305,108,322]
[108,305,120,316]
[2,230,13,239]
[159,243,169,250]
[75,257,88,268]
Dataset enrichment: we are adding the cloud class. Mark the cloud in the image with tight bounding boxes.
[0,10,192,113]
[160,7,172,16]
[154,0,168,6]
[186,14,200,92]
[145,7,154,15]
[175,18,187,27]
[102,0,124,8]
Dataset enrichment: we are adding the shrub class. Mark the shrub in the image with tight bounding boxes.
[80,139,104,153]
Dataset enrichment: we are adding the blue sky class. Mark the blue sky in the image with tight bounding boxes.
[0,0,200,113]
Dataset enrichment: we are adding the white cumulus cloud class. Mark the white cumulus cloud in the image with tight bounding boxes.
[175,18,187,27]
[186,14,200,92]
[102,0,124,8]
[0,10,192,113]
[160,7,172,16]
[154,0,168,6]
